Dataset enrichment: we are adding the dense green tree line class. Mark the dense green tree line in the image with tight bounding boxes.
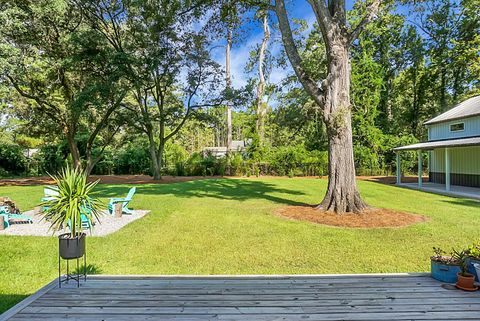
[0,0,479,181]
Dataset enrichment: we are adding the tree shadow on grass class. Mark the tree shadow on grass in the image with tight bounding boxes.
[93,178,309,207]
[440,198,480,209]
[0,294,28,315]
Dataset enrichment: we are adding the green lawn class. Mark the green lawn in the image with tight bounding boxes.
[1,177,479,313]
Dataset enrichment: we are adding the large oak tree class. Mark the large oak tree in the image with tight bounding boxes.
[272,0,381,213]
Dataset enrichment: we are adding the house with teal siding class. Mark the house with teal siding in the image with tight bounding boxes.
[394,95,480,196]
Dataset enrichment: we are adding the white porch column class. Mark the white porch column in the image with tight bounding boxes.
[417,150,423,188]
[445,147,450,191]
[396,152,401,185]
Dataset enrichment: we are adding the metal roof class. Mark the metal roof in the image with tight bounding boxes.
[394,136,480,151]
[424,95,480,125]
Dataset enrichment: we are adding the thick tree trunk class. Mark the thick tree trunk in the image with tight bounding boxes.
[319,116,367,213]
[146,129,161,180]
[66,128,81,170]
[318,43,367,213]
[85,156,95,176]
[156,140,165,180]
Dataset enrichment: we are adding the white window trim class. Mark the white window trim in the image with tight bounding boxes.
[449,122,465,132]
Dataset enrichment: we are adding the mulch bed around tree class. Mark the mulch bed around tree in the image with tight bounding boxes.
[275,205,428,228]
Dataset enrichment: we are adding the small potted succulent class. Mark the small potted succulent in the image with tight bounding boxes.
[453,249,478,291]
[466,241,480,281]
[40,166,102,259]
[430,247,461,283]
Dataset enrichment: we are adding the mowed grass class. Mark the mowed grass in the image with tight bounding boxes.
[1,177,480,313]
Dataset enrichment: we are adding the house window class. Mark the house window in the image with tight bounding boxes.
[450,122,465,132]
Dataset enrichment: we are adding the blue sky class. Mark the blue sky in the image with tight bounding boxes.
[211,0,316,90]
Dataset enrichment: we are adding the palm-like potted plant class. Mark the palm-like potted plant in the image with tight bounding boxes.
[40,166,102,259]
[453,249,478,291]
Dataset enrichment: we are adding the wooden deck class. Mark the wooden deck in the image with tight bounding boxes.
[2,273,480,320]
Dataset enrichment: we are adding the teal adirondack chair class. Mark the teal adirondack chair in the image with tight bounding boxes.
[66,211,92,230]
[0,205,33,228]
[42,186,59,201]
[108,187,136,215]
[41,186,59,212]
[79,205,94,229]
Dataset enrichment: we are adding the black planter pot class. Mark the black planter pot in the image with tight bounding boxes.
[59,233,86,259]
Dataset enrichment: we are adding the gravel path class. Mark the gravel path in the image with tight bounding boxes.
[0,209,149,237]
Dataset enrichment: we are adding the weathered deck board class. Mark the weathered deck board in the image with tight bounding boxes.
[2,274,479,321]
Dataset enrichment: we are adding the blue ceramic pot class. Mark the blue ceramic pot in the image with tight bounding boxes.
[466,257,480,282]
[431,259,461,283]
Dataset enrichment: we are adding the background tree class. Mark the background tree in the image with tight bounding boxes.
[255,11,271,144]
[80,0,223,180]
[221,1,239,152]
[0,0,127,173]
[1,0,479,181]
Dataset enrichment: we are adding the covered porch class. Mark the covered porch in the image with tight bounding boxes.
[400,182,480,200]
[394,136,480,199]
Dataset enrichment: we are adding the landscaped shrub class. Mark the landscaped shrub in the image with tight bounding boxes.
[114,139,151,175]
[0,143,27,176]
[36,143,68,174]
[267,145,327,176]
[185,152,204,176]
[268,146,302,176]
[91,148,115,175]
[383,134,420,175]
[201,151,218,176]
[164,143,189,169]
[229,153,244,176]
[354,144,387,176]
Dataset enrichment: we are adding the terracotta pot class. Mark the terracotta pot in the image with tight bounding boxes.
[456,272,477,291]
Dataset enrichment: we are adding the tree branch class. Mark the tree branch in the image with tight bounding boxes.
[275,0,324,107]
[348,0,381,43]
[7,75,62,123]
[86,90,127,150]
[329,0,346,25]
[307,0,332,28]
[164,61,204,142]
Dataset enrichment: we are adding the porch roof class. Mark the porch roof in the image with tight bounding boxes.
[394,136,480,151]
